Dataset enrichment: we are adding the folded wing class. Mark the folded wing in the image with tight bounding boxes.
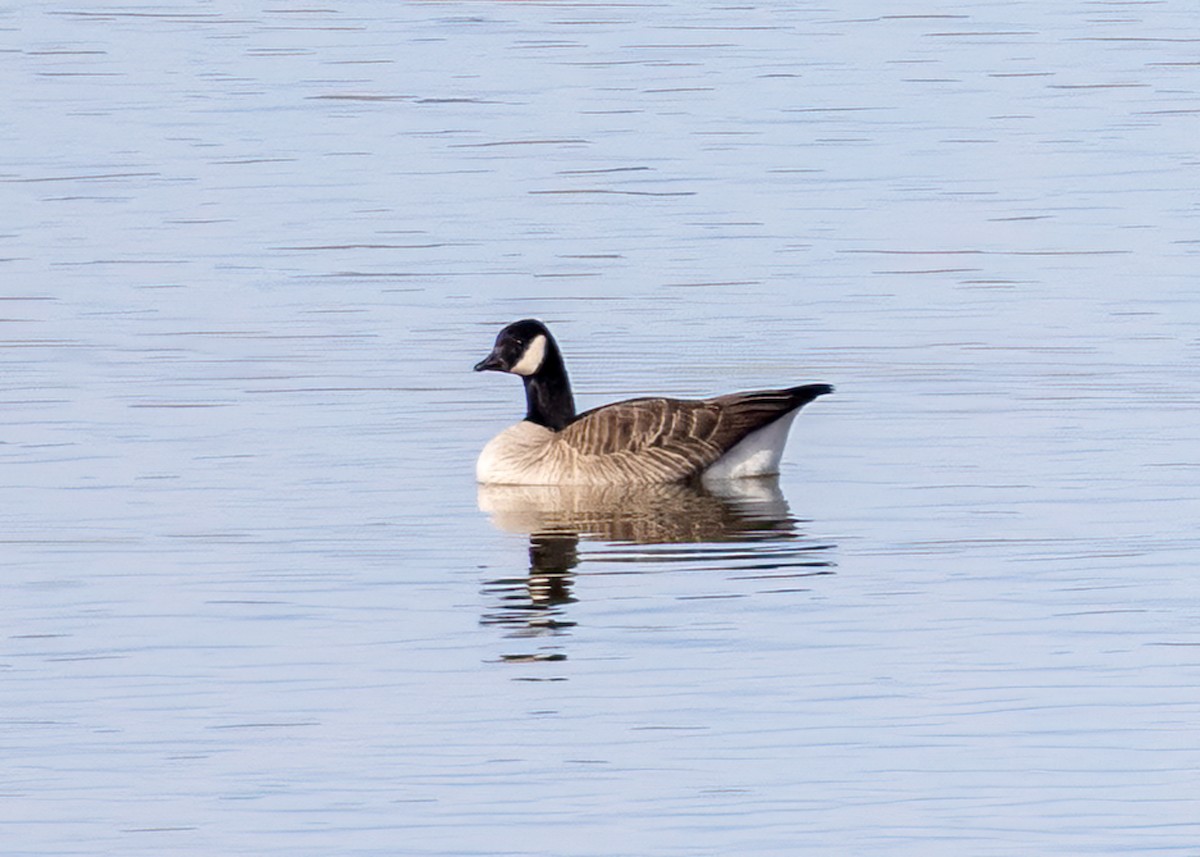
[557,384,831,483]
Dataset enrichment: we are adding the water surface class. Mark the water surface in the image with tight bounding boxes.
[3,3,1199,856]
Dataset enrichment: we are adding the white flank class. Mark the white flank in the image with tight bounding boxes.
[510,334,547,376]
[702,410,799,481]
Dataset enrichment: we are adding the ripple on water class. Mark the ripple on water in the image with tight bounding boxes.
[477,479,836,653]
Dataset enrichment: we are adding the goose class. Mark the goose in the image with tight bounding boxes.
[473,319,832,485]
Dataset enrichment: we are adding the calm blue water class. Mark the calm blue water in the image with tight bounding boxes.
[3,3,1199,855]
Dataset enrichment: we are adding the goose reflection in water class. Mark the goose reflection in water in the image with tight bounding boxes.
[478,479,835,656]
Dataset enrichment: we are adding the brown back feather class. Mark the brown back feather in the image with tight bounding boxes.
[558,384,831,482]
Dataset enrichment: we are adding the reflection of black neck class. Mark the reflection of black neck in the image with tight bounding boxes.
[530,532,579,574]
[523,342,576,431]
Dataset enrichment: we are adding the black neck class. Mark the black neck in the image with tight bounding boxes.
[523,343,576,431]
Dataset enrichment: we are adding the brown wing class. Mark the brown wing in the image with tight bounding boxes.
[704,384,832,446]
[558,385,831,483]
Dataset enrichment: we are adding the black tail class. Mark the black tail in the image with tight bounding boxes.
[785,383,834,410]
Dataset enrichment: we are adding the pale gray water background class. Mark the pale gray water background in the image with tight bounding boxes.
[2,3,1199,855]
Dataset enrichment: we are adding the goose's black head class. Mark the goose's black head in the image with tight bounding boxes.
[473,319,553,376]
[475,319,576,431]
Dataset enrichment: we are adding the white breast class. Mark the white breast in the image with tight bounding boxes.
[476,421,559,484]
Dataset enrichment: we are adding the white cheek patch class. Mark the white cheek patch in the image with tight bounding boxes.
[510,333,547,376]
